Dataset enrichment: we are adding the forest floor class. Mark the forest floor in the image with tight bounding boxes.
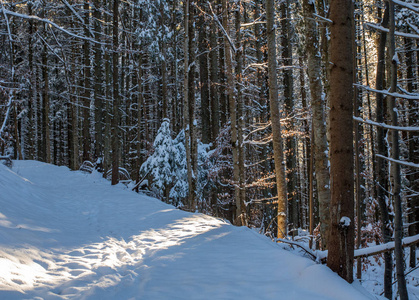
[0,160,385,299]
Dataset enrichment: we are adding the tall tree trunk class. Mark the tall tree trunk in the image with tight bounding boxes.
[266,0,287,239]
[111,0,120,185]
[235,0,247,226]
[222,0,241,224]
[406,35,419,269]
[327,0,354,283]
[188,1,198,210]
[388,2,408,298]
[281,0,298,234]
[26,2,34,160]
[375,5,393,298]
[42,42,51,163]
[183,0,194,209]
[302,0,330,248]
[93,0,103,161]
[209,6,220,142]
[218,0,227,127]
[82,0,91,162]
[352,0,365,279]
[199,7,210,144]
[160,1,168,120]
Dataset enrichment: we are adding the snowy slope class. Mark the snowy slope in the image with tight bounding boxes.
[0,161,375,300]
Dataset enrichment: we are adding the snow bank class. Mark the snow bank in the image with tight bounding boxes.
[0,161,374,299]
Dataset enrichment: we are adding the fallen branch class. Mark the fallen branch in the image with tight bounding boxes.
[354,234,419,259]
[277,238,327,262]
[278,234,419,263]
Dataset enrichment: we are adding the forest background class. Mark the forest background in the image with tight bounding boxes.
[0,0,418,298]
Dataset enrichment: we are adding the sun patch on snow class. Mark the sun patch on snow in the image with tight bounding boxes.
[0,215,223,297]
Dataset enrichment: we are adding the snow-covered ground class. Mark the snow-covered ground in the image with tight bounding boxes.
[0,160,376,299]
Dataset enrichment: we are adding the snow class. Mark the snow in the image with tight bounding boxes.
[340,217,351,227]
[0,161,374,299]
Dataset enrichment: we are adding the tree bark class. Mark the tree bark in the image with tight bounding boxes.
[93,0,103,161]
[209,5,220,142]
[405,35,419,269]
[302,0,330,247]
[111,0,120,185]
[42,41,50,163]
[327,0,354,283]
[388,1,408,298]
[281,1,298,235]
[235,0,247,227]
[266,0,287,239]
[198,6,210,144]
[82,0,91,162]
[375,5,393,298]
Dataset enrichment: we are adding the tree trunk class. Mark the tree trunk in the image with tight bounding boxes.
[281,1,298,235]
[111,0,120,185]
[26,2,34,160]
[405,36,419,269]
[375,5,393,298]
[93,0,103,161]
[209,6,220,142]
[199,7,210,144]
[82,0,91,162]
[327,0,354,283]
[42,42,50,163]
[388,2,408,298]
[266,0,287,239]
[222,0,240,224]
[235,0,247,227]
[183,0,194,210]
[302,0,330,248]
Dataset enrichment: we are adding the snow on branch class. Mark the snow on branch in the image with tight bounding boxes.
[206,2,237,53]
[60,0,95,38]
[366,22,419,40]
[391,0,419,14]
[280,234,419,264]
[353,117,419,132]
[0,94,13,142]
[312,13,333,24]
[1,8,103,45]
[240,20,266,28]
[376,154,419,169]
[354,234,419,259]
[355,84,419,100]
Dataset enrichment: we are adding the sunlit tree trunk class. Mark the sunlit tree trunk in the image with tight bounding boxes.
[302,0,330,247]
[266,0,287,239]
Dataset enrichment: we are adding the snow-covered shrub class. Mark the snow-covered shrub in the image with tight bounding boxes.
[139,119,175,199]
[169,129,188,206]
[139,120,213,207]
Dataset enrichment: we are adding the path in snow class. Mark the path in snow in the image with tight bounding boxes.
[0,161,375,299]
